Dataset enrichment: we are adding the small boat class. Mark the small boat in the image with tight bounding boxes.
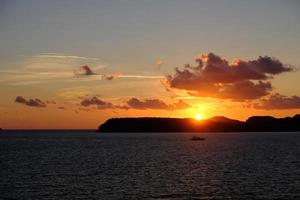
[190,136,205,141]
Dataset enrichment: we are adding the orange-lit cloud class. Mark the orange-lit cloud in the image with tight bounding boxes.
[167,52,293,100]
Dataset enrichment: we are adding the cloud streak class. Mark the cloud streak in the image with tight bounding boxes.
[73,65,164,80]
[31,53,100,60]
[118,75,164,79]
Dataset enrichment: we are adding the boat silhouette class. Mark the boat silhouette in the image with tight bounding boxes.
[190,136,205,141]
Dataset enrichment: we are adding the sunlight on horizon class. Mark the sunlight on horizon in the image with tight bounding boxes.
[195,113,203,120]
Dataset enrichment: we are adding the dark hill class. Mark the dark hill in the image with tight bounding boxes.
[98,114,300,132]
[245,115,300,131]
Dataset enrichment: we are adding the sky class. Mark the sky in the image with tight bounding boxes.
[0,0,300,129]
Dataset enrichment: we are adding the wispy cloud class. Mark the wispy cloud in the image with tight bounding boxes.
[7,81,42,86]
[0,71,73,85]
[73,65,164,80]
[118,75,164,79]
[22,53,105,70]
[31,53,100,60]
[0,54,163,86]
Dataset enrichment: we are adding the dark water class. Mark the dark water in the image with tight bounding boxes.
[0,131,299,200]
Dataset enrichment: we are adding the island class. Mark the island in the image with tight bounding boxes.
[98,114,300,132]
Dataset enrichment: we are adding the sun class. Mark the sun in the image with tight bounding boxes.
[195,113,203,120]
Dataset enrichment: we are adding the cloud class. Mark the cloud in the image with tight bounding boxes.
[102,74,119,80]
[73,65,164,80]
[102,74,164,80]
[72,64,163,80]
[81,96,112,108]
[218,81,272,100]
[0,71,73,86]
[167,53,292,100]
[80,96,129,109]
[74,65,97,76]
[80,96,190,111]
[23,53,105,70]
[58,106,65,110]
[189,80,272,100]
[126,97,191,110]
[15,96,46,107]
[119,75,164,79]
[31,53,99,61]
[1,54,164,86]
[253,94,300,110]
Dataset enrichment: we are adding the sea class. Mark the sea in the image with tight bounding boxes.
[0,131,299,200]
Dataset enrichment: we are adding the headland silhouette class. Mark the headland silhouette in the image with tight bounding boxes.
[98,114,300,132]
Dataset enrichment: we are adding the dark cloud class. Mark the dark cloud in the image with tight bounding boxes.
[73,65,119,80]
[15,96,26,104]
[189,81,272,100]
[253,94,300,110]
[58,106,65,109]
[81,96,113,109]
[80,96,190,111]
[15,96,46,107]
[74,65,97,76]
[167,53,292,100]
[219,81,272,100]
[126,97,190,110]
[249,56,292,74]
[80,96,129,110]
[80,65,96,75]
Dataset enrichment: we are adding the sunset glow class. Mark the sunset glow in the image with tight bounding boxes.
[1,2,300,200]
[195,113,203,121]
[0,1,299,129]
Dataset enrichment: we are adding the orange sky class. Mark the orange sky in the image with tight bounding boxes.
[1,1,300,129]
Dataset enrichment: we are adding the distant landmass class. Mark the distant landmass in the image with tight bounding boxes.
[98,114,300,132]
